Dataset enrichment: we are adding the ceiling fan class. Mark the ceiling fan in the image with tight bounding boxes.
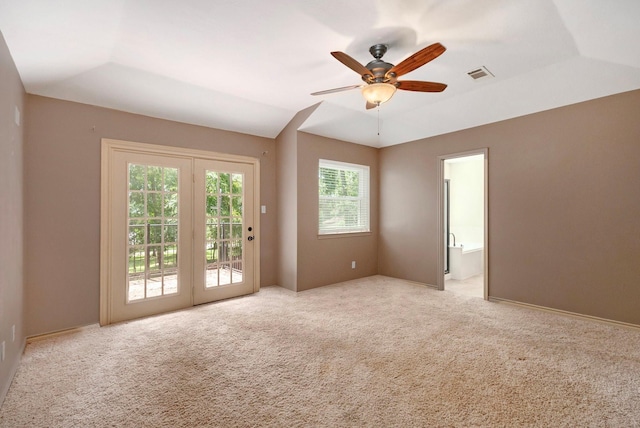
[312,42,447,109]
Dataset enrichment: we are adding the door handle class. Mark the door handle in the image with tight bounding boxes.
[247,236,254,241]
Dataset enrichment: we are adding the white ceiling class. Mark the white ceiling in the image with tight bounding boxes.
[1,0,639,147]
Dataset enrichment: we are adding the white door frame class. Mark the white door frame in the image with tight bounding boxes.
[436,148,489,300]
[100,139,261,326]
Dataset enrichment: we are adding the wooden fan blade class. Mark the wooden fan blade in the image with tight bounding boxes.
[388,43,446,77]
[397,80,447,92]
[366,101,378,110]
[331,51,373,79]
[311,84,363,96]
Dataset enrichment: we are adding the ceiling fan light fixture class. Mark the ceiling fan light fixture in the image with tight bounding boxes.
[361,82,397,105]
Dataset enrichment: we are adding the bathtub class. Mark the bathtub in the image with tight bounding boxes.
[448,243,484,280]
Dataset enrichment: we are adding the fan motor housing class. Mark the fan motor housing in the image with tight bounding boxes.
[365,44,395,83]
[365,59,393,81]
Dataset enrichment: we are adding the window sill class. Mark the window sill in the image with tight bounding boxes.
[317,231,372,240]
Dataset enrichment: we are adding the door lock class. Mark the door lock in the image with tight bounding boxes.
[247,236,254,241]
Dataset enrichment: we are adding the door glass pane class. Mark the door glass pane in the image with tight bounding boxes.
[206,195,217,216]
[232,196,242,216]
[206,265,219,287]
[220,195,231,216]
[127,163,180,302]
[147,166,162,191]
[164,193,178,217]
[206,242,218,263]
[163,225,177,244]
[221,221,231,239]
[219,173,230,193]
[231,223,242,239]
[204,169,244,288]
[206,220,218,240]
[129,192,144,218]
[128,221,145,246]
[218,240,230,263]
[206,171,218,194]
[164,168,178,192]
[128,246,145,300]
[128,246,145,274]
[231,261,243,284]
[147,193,162,217]
[163,273,178,295]
[147,277,162,298]
[163,244,177,268]
[148,224,162,244]
[129,164,145,191]
[232,174,242,194]
[219,264,231,286]
[148,245,162,271]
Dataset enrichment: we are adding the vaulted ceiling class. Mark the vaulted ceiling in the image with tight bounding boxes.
[1,0,639,147]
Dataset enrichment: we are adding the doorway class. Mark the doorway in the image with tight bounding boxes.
[100,139,260,325]
[438,150,488,299]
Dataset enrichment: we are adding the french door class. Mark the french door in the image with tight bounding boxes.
[101,140,259,325]
[193,159,255,304]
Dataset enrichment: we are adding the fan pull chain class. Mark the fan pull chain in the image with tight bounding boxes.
[377,105,380,136]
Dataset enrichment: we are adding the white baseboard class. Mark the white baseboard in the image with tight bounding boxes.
[489,297,640,331]
[391,276,438,290]
[27,323,100,343]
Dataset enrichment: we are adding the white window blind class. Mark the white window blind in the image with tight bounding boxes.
[318,159,370,235]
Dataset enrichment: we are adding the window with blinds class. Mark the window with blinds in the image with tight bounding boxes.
[318,159,370,235]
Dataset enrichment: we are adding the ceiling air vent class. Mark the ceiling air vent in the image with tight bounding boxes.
[467,66,494,80]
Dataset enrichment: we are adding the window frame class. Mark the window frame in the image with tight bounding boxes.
[318,159,370,236]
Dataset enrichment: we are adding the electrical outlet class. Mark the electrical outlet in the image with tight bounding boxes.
[12,325,16,342]
[1,341,5,362]
[351,261,356,269]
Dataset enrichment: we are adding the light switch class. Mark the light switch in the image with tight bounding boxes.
[261,205,266,214]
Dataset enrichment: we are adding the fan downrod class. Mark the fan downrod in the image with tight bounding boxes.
[369,44,388,59]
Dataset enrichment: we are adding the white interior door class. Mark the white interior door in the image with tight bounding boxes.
[109,151,193,323]
[193,159,255,305]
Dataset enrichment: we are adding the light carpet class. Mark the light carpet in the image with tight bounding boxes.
[1,276,639,427]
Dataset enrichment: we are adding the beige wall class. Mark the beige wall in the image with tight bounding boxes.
[296,132,378,291]
[275,107,316,291]
[0,31,25,403]
[275,105,378,292]
[25,96,277,336]
[379,89,640,325]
